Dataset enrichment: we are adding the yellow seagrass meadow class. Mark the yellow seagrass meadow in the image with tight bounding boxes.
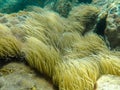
[0,5,120,90]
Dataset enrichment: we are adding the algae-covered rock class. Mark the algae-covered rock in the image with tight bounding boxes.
[48,0,92,17]
[92,0,120,50]
[0,62,56,90]
[105,1,120,50]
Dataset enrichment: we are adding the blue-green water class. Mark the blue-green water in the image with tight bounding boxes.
[0,0,92,14]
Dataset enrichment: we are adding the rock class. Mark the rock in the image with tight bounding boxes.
[105,1,120,50]
[96,75,120,90]
[0,62,56,90]
[92,0,120,50]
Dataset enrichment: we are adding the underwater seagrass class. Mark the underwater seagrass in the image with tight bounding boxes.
[0,24,22,64]
[0,4,120,90]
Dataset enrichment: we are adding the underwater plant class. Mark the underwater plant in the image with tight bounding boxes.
[0,2,120,90]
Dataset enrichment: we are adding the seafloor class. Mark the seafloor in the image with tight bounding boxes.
[0,0,120,90]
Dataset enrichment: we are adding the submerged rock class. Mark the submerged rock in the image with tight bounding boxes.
[96,75,120,90]
[92,0,120,50]
[0,62,56,90]
[105,1,120,50]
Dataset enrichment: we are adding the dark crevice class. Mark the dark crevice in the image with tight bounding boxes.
[0,53,26,68]
[94,13,108,37]
[94,13,112,49]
